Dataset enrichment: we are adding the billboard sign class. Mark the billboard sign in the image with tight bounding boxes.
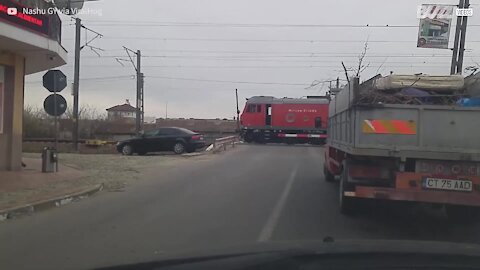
[417,4,454,49]
[0,0,49,37]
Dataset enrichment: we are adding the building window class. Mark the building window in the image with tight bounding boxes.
[0,66,4,134]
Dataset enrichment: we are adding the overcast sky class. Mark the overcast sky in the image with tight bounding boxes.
[24,0,480,119]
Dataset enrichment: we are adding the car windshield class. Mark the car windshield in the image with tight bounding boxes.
[2,1,480,269]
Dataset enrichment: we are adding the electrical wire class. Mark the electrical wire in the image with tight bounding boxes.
[25,75,135,84]
[61,63,466,68]
[72,54,477,60]
[62,36,480,44]
[145,75,328,86]
[79,20,480,28]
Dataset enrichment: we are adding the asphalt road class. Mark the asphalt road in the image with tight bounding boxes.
[1,144,480,269]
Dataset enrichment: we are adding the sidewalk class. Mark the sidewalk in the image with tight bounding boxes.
[0,157,94,212]
[0,152,204,220]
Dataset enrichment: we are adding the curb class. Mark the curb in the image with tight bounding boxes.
[0,183,104,222]
[182,152,209,157]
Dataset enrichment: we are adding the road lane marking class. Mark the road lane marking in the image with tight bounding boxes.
[257,165,299,242]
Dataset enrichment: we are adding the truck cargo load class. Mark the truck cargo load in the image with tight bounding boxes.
[373,74,464,91]
[324,75,480,219]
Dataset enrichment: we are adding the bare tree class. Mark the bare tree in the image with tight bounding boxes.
[24,104,108,139]
[64,105,106,120]
[355,41,370,77]
[23,105,53,138]
[341,40,370,80]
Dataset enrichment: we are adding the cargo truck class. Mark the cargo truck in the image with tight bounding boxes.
[323,75,480,219]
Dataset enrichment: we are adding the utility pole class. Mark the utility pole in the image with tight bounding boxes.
[457,0,470,73]
[72,19,103,151]
[72,18,81,151]
[136,50,144,134]
[122,47,144,135]
[235,89,240,132]
[450,0,470,75]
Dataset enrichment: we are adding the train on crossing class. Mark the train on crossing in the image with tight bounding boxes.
[240,96,329,144]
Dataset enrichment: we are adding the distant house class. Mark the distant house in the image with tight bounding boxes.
[106,100,137,121]
[144,116,156,124]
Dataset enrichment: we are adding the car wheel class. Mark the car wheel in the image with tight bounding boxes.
[121,144,133,156]
[339,160,356,215]
[173,142,186,154]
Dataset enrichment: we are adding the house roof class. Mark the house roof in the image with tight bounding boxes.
[106,103,137,112]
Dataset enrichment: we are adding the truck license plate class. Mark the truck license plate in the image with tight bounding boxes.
[422,178,472,192]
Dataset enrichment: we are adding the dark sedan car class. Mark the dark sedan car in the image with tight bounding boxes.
[116,127,205,155]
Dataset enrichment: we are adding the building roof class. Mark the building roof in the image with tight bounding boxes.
[247,96,329,105]
[106,103,137,112]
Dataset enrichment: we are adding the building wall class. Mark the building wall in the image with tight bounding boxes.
[108,111,136,120]
[0,52,25,171]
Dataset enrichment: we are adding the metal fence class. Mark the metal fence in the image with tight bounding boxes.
[212,136,239,153]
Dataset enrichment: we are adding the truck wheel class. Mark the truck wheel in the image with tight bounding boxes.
[339,161,355,215]
[244,132,254,143]
[445,205,479,222]
[323,165,335,182]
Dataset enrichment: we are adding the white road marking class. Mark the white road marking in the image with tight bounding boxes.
[258,165,299,242]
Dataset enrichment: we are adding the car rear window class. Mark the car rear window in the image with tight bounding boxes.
[175,128,196,135]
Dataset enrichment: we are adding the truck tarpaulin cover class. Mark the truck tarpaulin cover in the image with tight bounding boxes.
[417,4,454,49]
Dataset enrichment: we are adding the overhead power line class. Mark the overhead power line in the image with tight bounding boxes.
[80,20,480,28]
[73,54,478,60]
[63,36,480,43]
[25,75,134,84]
[145,75,331,86]
[62,63,467,69]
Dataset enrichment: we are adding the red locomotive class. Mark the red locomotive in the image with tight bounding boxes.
[240,96,329,144]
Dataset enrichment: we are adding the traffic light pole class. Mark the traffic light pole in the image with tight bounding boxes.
[53,78,58,172]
